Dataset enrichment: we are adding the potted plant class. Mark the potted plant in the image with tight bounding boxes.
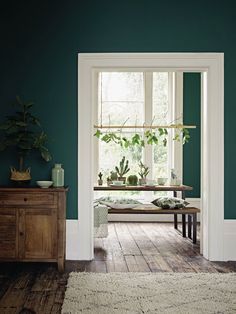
[110,171,118,181]
[98,172,103,186]
[106,171,118,186]
[106,176,112,186]
[115,156,130,183]
[127,174,138,186]
[138,161,149,185]
[0,97,52,183]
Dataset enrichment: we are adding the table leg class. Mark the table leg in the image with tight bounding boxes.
[193,213,197,244]
[182,190,185,200]
[174,214,178,229]
[188,214,192,239]
[182,214,186,237]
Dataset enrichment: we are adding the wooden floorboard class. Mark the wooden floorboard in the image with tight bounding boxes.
[0,222,235,313]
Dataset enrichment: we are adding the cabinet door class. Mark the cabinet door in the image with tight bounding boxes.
[19,208,57,260]
[0,208,17,259]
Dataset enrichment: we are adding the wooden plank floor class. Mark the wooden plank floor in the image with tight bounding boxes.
[0,222,235,313]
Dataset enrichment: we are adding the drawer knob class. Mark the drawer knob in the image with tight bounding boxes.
[24,198,27,202]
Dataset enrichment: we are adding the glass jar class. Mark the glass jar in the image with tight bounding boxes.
[52,164,64,187]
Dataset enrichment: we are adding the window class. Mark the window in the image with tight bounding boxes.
[94,70,183,197]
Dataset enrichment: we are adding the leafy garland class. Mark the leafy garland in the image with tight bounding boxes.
[94,127,190,148]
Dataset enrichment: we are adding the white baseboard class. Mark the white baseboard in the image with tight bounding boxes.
[66,220,80,260]
[108,198,201,222]
[223,220,236,261]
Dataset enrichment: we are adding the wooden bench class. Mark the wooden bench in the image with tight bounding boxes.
[108,207,200,244]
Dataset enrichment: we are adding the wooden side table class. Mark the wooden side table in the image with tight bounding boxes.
[0,187,68,272]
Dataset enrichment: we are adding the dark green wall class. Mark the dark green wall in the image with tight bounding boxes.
[183,73,201,198]
[0,0,235,219]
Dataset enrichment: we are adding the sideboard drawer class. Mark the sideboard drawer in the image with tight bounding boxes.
[0,192,57,206]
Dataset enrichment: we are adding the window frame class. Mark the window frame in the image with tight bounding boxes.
[93,69,183,185]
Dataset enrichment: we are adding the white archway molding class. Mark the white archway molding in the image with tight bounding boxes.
[68,53,226,261]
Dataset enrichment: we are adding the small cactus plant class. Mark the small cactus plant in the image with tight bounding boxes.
[110,171,118,181]
[127,175,138,186]
[98,172,103,186]
[138,161,149,179]
[138,161,149,185]
[115,156,130,180]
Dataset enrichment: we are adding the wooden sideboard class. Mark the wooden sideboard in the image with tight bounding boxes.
[0,187,68,272]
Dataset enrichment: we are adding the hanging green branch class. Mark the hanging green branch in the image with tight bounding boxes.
[172,127,190,144]
[94,122,192,149]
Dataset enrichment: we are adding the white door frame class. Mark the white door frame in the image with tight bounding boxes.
[73,53,224,261]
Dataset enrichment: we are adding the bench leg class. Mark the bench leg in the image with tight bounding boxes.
[193,213,197,244]
[182,214,186,237]
[188,214,192,239]
[174,214,178,229]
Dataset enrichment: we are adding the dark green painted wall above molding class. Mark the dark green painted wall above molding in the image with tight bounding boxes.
[0,0,235,219]
[183,73,201,198]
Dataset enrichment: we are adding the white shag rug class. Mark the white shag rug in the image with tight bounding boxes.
[62,272,236,314]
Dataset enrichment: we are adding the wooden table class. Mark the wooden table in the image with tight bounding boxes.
[94,185,197,242]
[94,184,192,196]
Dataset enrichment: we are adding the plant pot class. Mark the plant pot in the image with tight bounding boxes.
[118,177,126,184]
[139,178,146,186]
[98,179,103,186]
[107,180,112,186]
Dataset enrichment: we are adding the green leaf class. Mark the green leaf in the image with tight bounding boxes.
[158,128,164,136]
[18,142,32,150]
[25,102,34,109]
[41,149,52,162]
[144,130,151,138]
[152,135,158,144]
[122,137,130,148]
[173,134,180,141]
[163,138,167,147]
[6,126,19,134]
[16,95,23,105]
[15,121,27,127]
[110,133,120,144]
[101,134,111,143]
[94,129,102,138]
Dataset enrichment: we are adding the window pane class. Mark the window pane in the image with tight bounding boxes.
[152,72,169,180]
[152,72,169,124]
[98,72,144,125]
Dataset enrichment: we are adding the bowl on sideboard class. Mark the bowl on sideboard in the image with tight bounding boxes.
[36,181,53,188]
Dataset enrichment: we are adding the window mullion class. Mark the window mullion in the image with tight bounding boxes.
[144,72,153,179]
[93,71,100,184]
[172,72,183,183]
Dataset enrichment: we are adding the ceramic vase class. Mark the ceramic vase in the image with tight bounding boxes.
[52,164,64,187]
